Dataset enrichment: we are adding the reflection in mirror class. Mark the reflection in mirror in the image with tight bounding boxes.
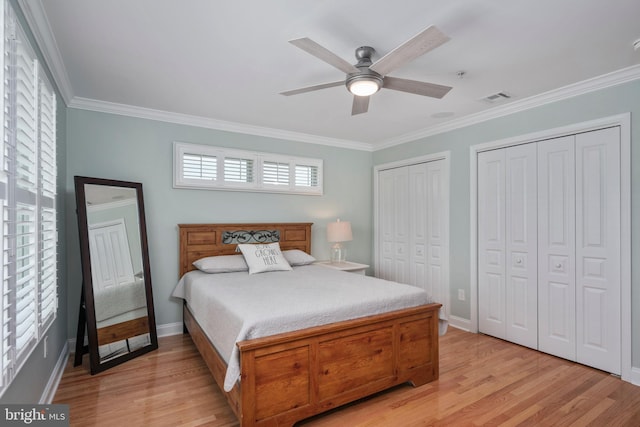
[74,176,158,374]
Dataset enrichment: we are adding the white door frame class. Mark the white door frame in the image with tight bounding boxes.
[469,113,631,382]
[374,151,451,319]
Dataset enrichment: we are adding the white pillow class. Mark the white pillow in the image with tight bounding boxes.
[238,242,293,274]
[283,249,316,266]
[193,254,248,273]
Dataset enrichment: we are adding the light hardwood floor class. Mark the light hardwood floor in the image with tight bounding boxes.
[54,327,640,426]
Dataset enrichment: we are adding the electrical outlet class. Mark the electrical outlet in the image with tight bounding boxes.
[458,289,466,301]
[43,336,48,358]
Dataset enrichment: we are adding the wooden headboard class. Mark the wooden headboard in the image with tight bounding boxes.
[178,222,313,277]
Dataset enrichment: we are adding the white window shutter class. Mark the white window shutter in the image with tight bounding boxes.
[0,3,58,394]
[38,66,57,331]
[173,142,322,195]
[263,161,290,186]
[224,157,254,183]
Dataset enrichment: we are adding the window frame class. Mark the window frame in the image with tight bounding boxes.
[173,142,323,195]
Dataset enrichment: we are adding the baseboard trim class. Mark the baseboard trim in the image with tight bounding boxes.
[631,367,640,387]
[40,341,69,404]
[448,315,471,332]
[157,322,183,337]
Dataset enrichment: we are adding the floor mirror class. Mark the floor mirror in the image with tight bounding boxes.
[74,176,158,374]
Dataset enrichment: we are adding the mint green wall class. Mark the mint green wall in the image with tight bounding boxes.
[65,109,374,333]
[0,0,69,404]
[373,80,640,368]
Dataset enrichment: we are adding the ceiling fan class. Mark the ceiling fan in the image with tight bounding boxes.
[280,25,453,115]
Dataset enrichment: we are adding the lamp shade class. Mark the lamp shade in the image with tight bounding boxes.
[327,219,352,243]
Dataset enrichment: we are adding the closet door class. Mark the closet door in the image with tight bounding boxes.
[478,149,507,339]
[538,135,576,360]
[478,145,537,348]
[409,163,428,289]
[379,167,409,283]
[425,161,446,309]
[408,162,446,307]
[575,127,620,374]
[505,144,538,348]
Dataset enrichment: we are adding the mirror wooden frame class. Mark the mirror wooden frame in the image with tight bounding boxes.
[74,176,158,374]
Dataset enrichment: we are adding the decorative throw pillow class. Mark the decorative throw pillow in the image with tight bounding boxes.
[238,242,293,274]
[193,254,249,273]
[283,249,316,266]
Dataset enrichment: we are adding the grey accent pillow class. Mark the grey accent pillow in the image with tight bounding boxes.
[193,254,248,273]
[283,249,316,266]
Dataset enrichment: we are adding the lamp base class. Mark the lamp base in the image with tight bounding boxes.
[330,243,346,264]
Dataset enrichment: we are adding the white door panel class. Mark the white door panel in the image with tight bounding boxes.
[505,144,537,348]
[88,219,135,291]
[478,149,506,338]
[575,127,621,374]
[538,136,576,360]
[426,162,445,306]
[409,164,427,288]
[379,169,396,281]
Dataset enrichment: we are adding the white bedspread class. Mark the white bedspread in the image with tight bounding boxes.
[172,264,443,391]
[94,278,146,322]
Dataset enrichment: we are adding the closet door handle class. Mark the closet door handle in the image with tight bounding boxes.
[555,263,562,269]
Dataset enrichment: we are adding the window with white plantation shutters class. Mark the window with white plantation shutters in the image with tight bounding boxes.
[174,142,323,195]
[0,1,58,396]
[38,69,57,332]
[224,157,254,184]
[183,153,217,181]
[263,161,289,186]
[295,164,319,188]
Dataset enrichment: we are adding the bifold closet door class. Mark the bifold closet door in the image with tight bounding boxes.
[478,144,537,349]
[478,149,507,339]
[409,162,445,305]
[538,127,621,374]
[575,127,620,374]
[537,135,576,361]
[379,167,409,283]
[378,161,447,307]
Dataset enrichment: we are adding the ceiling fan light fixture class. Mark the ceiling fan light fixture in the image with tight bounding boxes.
[346,74,383,97]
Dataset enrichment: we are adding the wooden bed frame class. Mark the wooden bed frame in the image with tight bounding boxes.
[179,223,441,427]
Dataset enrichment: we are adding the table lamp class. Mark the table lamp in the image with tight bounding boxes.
[327,219,352,264]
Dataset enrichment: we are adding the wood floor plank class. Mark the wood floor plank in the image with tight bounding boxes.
[54,329,640,426]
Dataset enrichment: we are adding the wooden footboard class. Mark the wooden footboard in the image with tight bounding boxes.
[184,302,441,427]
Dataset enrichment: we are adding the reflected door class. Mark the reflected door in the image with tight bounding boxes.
[89,219,135,290]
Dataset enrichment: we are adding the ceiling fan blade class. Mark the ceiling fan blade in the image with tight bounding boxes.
[383,76,452,99]
[289,38,360,74]
[280,81,344,96]
[370,26,450,76]
[351,95,369,115]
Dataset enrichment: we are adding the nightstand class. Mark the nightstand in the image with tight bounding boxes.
[315,261,369,275]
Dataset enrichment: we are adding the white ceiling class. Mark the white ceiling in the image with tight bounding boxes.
[25,0,640,149]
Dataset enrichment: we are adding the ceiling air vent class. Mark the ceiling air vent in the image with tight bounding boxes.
[480,91,512,104]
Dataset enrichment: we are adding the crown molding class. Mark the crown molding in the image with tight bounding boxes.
[69,64,640,153]
[69,97,373,151]
[18,0,74,105]
[376,64,640,150]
